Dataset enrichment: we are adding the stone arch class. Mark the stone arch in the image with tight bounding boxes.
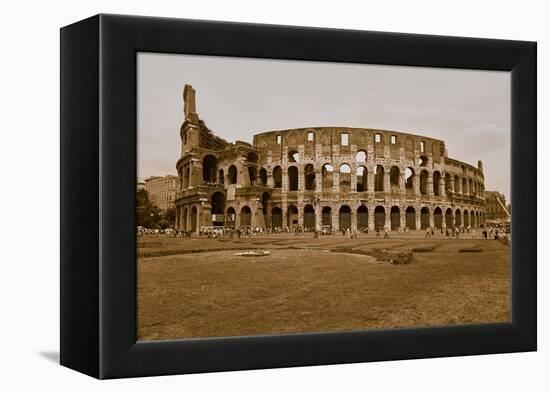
[259,167,268,185]
[356,165,367,192]
[462,177,468,195]
[433,206,442,229]
[357,205,368,229]
[287,205,298,228]
[248,166,257,185]
[339,163,351,193]
[211,191,225,213]
[240,206,252,227]
[445,207,453,228]
[322,206,332,227]
[463,209,470,227]
[273,166,282,188]
[202,154,218,183]
[455,208,462,226]
[322,163,334,190]
[271,207,282,229]
[390,206,400,231]
[419,155,428,167]
[218,168,225,185]
[454,175,461,193]
[374,205,385,230]
[405,167,414,190]
[356,150,367,162]
[390,166,400,187]
[339,205,352,230]
[304,164,315,191]
[374,165,384,192]
[288,166,298,191]
[445,172,452,193]
[406,206,416,229]
[227,165,237,185]
[420,206,430,229]
[304,204,315,230]
[247,151,259,164]
[470,210,475,228]
[420,170,429,195]
[288,149,300,163]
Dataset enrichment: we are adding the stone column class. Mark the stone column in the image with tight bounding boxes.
[400,209,406,230]
[414,173,420,196]
[351,208,357,231]
[440,177,446,198]
[415,208,421,230]
[368,207,375,231]
[427,172,434,197]
[332,206,339,232]
[385,205,391,230]
[429,208,434,228]
[298,201,304,227]
[383,167,390,193]
[315,201,322,231]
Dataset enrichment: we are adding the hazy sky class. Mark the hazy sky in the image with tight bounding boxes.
[137,53,510,201]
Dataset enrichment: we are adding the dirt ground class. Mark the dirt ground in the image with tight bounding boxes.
[137,234,510,341]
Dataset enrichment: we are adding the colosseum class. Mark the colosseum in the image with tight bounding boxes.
[175,85,487,233]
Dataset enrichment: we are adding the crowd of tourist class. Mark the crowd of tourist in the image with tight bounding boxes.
[138,223,510,241]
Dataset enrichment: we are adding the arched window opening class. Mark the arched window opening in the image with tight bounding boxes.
[390,206,400,231]
[322,206,332,228]
[374,206,385,230]
[227,165,237,185]
[374,165,384,192]
[322,164,334,190]
[304,204,315,231]
[259,168,267,186]
[434,207,442,229]
[406,206,416,230]
[304,164,315,191]
[339,164,351,193]
[356,150,367,162]
[288,166,298,191]
[390,166,400,188]
[357,205,368,229]
[357,166,367,192]
[202,155,218,183]
[240,206,252,227]
[420,207,430,229]
[418,155,428,167]
[288,150,300,163]
[273,166,282,188]
[339,205,351,230]
[405,167,414,190]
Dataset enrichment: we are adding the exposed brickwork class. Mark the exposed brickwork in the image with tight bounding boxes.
[175,85,487,232]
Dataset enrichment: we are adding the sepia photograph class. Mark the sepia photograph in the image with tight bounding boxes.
[136,52,512,341]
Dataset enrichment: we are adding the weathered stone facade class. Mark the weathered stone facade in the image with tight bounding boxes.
[175,85,487,233]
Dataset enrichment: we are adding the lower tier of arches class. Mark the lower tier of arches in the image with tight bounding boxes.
[176,201,486,233]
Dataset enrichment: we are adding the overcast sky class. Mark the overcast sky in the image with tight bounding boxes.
[137,53,510,201]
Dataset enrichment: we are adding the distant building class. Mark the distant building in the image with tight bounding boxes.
[485,191,509,221]
[145,175,179,210]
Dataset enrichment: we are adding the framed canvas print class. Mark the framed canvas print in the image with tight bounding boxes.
[60,14,536,379]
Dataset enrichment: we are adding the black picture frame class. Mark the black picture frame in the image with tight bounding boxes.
[60,14,536,379]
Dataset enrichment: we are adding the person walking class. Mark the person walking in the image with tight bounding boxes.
[384,227,390,239]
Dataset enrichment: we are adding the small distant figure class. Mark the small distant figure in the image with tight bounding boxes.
[376,228,380,238]
[425,227,431,238]
[384,227,390,239]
